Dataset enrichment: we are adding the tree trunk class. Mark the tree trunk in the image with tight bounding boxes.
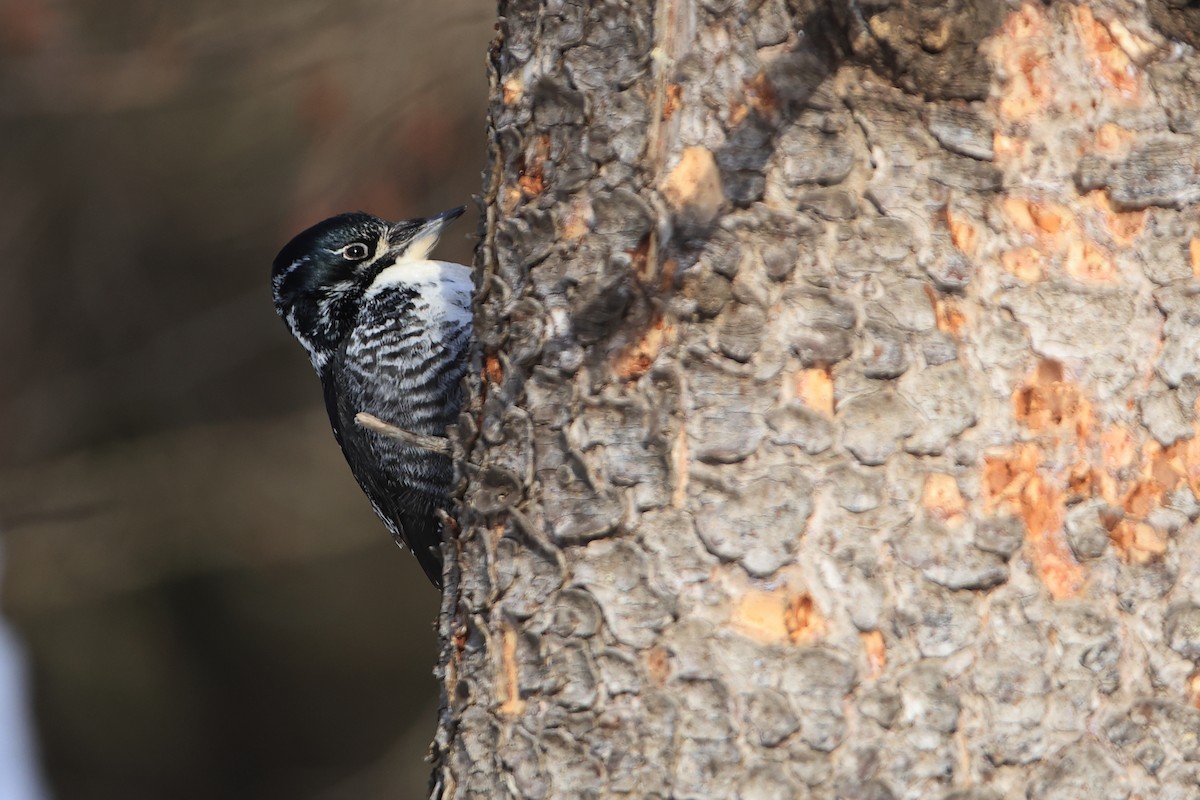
[434,1,1200,797]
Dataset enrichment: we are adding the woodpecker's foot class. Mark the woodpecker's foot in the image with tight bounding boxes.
[436,508,461,538]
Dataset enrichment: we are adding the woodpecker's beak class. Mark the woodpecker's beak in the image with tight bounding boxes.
[386,206,466,263]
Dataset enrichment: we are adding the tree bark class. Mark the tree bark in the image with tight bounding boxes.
[434,1,1200,798]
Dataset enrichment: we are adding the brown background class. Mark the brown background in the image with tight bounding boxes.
[0,1,493,797]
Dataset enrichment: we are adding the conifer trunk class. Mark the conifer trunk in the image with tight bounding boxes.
[435,2,1200,797]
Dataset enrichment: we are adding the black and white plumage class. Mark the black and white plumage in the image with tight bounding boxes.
[271,208,471,587]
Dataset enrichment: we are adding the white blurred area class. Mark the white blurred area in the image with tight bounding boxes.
[0,542,50,800]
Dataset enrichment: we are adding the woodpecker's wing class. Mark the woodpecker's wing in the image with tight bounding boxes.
[324,368,451,586]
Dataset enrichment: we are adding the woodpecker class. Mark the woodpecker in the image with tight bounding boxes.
[271,207,471,587]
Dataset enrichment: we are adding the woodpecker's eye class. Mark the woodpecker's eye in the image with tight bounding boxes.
[343,243,371,261]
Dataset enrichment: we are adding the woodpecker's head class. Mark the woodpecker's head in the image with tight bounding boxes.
[271,207,465,370]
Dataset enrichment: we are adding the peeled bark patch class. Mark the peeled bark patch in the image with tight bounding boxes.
[659,146,725,232]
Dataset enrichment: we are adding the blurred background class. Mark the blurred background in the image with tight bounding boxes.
[0,1,493,797]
